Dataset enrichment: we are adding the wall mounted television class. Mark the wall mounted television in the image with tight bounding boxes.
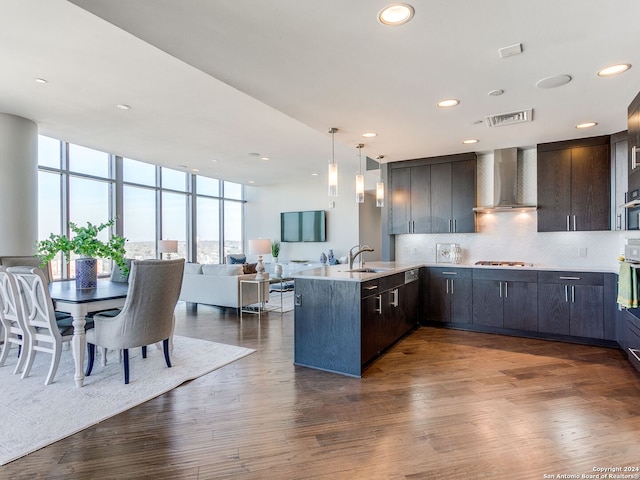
[281,210,326,242]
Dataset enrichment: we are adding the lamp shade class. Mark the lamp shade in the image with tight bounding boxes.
[248,238,271,255]
[158,239,178,254]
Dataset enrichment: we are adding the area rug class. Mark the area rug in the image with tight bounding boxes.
[0,335,255,465]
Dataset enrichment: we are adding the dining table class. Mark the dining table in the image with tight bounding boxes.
[49,279,129,387]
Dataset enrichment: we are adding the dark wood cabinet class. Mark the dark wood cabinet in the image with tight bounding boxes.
[428,267,473,324]
[431,159,476,233]
[389,165,431,234]
[628,90,640,190]
[537,137,610,232]
[537,271,604,339]
[622,309,640,373]
[472,269,538,331]
[389,153,476,234]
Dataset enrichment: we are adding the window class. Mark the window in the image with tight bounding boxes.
[38,136,246,272]
[123,185,157,259]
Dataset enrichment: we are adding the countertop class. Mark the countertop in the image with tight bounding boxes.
[290,261,618,282]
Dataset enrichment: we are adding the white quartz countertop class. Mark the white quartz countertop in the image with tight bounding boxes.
[290,261,618,282]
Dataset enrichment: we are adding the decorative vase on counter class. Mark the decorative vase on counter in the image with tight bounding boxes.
[320,252,327,265]
[275,263,283,276]
[327,249,336,265]
[75,257,98,289]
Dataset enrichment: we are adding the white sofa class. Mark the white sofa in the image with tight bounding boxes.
[178,263,270,310]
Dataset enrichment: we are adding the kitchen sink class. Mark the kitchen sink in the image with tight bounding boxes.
[341,267,392,273]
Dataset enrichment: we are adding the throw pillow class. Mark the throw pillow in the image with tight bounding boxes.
[242,262,257,274]
[228,254,246,264]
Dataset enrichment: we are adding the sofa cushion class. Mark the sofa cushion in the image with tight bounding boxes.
[202,264,243,276]
[184,262,203,274]
[242,263,257,274]
[227,254,246,264]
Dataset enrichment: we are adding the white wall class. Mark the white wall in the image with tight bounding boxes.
[244,168,362,264]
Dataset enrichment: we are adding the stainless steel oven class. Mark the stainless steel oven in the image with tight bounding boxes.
[628,189,640,230]
[626,239,640,263]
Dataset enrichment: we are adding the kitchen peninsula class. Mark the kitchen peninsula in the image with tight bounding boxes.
[292,262,422,377]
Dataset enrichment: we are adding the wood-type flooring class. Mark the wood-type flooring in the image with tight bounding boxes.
[3,303,640,479]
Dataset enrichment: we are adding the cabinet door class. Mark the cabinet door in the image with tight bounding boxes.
[537,283,570,335]
[570,144,610,231]
[450,278,473,324]
[430,162,453,233]
[390,167,412,234]
[472,280,503,328]
[570,284,604,339]
[628,103,640,178]
[410,165,431,233]
[397,279,419,338]
[537,149,572,232]
[503,281,538,331]
[361,294,382,365]
[428,276,450,322]
[451,159,476,233]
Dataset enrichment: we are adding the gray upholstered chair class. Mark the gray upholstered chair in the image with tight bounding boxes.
[8,266,78,385]
[85,258,185,384]
[0,267,28,374]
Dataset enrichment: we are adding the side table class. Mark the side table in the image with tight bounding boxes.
[240,277,270,320]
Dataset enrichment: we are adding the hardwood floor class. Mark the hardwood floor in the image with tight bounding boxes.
[4,303,640,479]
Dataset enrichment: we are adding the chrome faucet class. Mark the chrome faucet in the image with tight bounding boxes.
[348,244,375,270]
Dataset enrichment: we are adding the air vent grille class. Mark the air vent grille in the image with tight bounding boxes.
[485,108,533,127]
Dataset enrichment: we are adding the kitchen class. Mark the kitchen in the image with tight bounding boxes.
[292,90,640,378]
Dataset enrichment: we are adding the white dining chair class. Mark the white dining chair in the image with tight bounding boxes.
[0,267,29,374]
[8,266,76,385]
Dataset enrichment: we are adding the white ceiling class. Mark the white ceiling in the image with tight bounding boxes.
[1,0,640,186]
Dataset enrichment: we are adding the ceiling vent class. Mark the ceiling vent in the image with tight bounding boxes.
[485,108,533,127]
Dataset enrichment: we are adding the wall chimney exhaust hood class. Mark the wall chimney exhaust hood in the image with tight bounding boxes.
[473,148,538,213]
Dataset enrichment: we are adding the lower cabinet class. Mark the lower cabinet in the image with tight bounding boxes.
[428,267,473,324]
[622,309,640,373]
[537,271,605,339]
[472,269,538,330]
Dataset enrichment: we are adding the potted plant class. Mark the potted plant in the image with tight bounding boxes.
[36,218,128,289]
[271,240,280,263]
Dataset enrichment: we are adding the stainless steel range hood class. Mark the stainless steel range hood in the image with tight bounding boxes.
[473,148,538,213]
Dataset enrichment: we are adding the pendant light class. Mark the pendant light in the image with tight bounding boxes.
[328,127,338,197]
[355,143,364,203]
[376,155,385,207]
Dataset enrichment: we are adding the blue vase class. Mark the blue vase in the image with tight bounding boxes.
[320,252,327,264]
[75,257,98,289]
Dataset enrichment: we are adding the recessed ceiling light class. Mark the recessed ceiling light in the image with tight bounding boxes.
[462,139,479,144]
[597,64,631,77]
[116,104,131,110]
[437,99,460,108]
[488,89,504,96]
[362,132,377,138]
[191,168,200,172]
[248,180,255,184]
[311,172,319,176]
[34,78,47,84]
[576,122,598,129]
[211,159,218,163]
[378,3,415,26]
[260,157,270,161]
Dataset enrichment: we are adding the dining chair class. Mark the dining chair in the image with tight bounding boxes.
[0,267,29,374]
[85,258,185,384]
[8,266,82,385]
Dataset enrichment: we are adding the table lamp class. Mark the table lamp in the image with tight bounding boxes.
[249,238,271,280]
[158,239,178,259]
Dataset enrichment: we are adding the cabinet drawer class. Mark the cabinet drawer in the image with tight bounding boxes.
[361,279,380,298]
[379,272,406,291]
[429,267,472,279]
[473,269,537,283]
[538,271,604,286]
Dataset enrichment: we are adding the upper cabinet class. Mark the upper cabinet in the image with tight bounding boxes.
[389,153,476,234]
[629,90,640,191]
[537,136,611,232]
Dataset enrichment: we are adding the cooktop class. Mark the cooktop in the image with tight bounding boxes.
[475,261,533,267]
